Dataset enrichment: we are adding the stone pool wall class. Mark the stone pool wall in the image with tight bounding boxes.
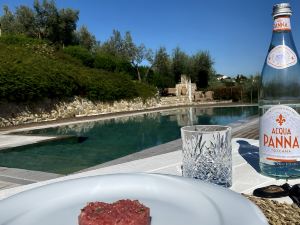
[0,96,232,128]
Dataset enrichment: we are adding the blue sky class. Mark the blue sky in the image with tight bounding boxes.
[1,0,300,77]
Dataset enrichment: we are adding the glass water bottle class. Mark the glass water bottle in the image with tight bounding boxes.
[259,3,300,179]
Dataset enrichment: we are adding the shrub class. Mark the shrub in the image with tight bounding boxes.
[212,86,243,102]
[0,36,156,103]
[63,45,94,67]
[133,82,157,100]
[0,35,48,45]
[94,53,135,77]
[94,54,117,72]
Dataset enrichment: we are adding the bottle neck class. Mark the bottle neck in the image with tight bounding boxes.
[273,16,291,32]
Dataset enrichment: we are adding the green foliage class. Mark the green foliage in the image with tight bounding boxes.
[133,82,157,100]
[172,47,189,83]
[239,75,260,103]
[74,25,97,51]
[212,86,242,102]
[0,36,156,103]
[63,45,94,67]
[94,54,116,71]
[94,52,135,76]
[0,1,79,45]
[150,47,175,89]
[211,74,260,103]
[147,47,215,90]
[189,51,214,89]
[15,5,36,37]
[98,30,150,81]
[79,70,138,101]
[0,34,47,45]
[153,47,171,77]
[63,45,136,76]
[147,72,175,90]
[0,5,16,34]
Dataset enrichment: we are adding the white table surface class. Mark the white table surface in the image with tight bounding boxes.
[0,138,299,204]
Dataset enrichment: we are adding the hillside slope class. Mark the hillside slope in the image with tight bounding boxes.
[0,36,156,103]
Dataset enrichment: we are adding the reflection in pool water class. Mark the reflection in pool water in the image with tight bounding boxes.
[0,106,258,174]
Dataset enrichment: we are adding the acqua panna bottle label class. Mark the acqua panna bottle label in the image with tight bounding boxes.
[273,17,291,31]
[260,105,300,162]
[267,45,297,69]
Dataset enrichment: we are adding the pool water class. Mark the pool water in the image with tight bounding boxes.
[0,106,258,174]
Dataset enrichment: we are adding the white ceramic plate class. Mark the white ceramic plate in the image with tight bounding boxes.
[0,173,268,225]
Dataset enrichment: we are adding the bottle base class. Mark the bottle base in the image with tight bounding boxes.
[260,162,300,179]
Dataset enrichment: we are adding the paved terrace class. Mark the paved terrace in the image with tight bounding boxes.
[0,117,259,191]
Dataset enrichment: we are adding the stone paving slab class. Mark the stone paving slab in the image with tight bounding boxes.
[0,167,61,191]
[0,135,56,150]
[0,180,19,191]
[0,167,61,182]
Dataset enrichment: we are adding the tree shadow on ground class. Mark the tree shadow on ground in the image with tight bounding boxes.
[237,140,260,173]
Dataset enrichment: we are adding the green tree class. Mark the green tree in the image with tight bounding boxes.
[34,0,51,39]
[153,47,171,75]
[75,25,96,51]
[144,48,154,80]
[1,1,78,46]
[101,29,124,57]
[43,0,60,42]
[100,30,151,81]
[0,5,17,35]
[58,8,79,46]
[152,47,174,88]
[242,73,260,103]
[15,5,37,37]
[172,47,189,83]
[33,0,78,45]
[122,31,148,81]
[190,51,214,89]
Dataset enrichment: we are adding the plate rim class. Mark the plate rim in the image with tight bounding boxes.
[0,173,268,225]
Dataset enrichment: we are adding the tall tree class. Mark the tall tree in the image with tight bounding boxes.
[153,47,171,76]
[190,51,214,89]
[43,0,60,43]
[58,8,79,46]
[33,0,48,39]
[75,25,96,50]
[33,0,78,45]
[0,1,77,47]
[0,5,17,35]
[144,48,154,79]
[101,29,124,57]
[123,31,146,81]
[100,30,151,81]
[15,5,37,37]
[152,47,174,87]
[172,47,189,83]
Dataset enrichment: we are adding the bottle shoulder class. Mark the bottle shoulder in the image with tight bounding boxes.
[268,32,299,54]
[262,31,300,75]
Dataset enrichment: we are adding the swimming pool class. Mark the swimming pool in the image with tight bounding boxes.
[0,106,258,174]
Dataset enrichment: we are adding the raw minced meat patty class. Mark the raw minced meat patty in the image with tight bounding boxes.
[79,199,150,225]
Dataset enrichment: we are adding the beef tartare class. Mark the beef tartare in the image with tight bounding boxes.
[79,199,150,225]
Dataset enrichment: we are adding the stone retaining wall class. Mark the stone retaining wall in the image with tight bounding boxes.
[0,96,232,128]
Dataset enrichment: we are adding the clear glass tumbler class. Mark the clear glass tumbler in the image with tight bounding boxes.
[181,125,232,187]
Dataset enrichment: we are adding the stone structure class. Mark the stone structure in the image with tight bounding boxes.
[175,75,196,99]
[0,96,231,128]
[166,75,214,102]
